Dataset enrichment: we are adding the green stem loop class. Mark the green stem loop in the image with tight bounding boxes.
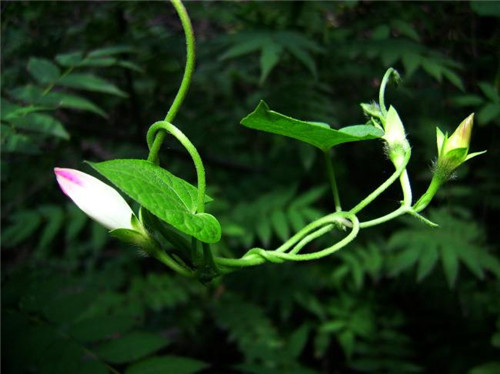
[147,121,206,214]
[215,212,359,268]
[148,0,195,164]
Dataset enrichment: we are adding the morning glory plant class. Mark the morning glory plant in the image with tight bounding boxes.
[55,0,485,282]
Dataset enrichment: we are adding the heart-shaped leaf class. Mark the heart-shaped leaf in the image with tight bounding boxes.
[89,159,221,244]
[241,101,383,151]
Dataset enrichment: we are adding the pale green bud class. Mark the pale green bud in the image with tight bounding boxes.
[435,113,486,180]
[383,106,410,168]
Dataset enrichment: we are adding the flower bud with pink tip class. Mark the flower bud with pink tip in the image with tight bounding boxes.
[54,168,135,230]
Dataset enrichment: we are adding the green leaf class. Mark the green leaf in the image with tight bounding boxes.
[259,41,283,84]
[27,57,61,84]
[477,103,500,125]
[457,247,484,279]
[391,20,420,41]
[240,101,383,151]
[69,315,137,342]
[256,217,272,246]
[95,331,170,364]
[1,98,52,121]
[421,59,442,81]
[220,37,263,60]
[126,356,208,374]
[285,325,310,359]
[88,45,135,58]
[451,95,484,107]
[89,159,221,243]
[271,210,289,242]
[416,246,439,282]
[140,208,192,255]
[441,244,459,288]
[442,68,465,91]
[36,205,65,253]
[9,113,69,139]
[10,85,107,117]
[478,82,499,103]
[401,52,421,77]
[1,210,42,247]
[55,52,84,67]
[469,362,500,374]
[470,1,500,17]
[57,73,128,97]
[78,360,109,374]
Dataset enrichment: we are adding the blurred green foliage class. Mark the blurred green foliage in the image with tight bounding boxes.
[2,1,500,373]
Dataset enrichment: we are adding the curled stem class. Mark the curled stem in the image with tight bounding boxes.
[214,213,359,268]
[147,121,206,213]
[379,67,399,117]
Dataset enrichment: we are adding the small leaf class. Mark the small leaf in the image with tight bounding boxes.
[286,324,310,359]
[259,41,283,84]
[95,331,170,364]
[88,45,135,58]
[57,73,127,97]
[478,82,499,103]
[391,20,420,41]
[55,52,84,67]
[9,113,69,140]
[1,210,42,247]
[220,36,263,60]
[241,101,383,151]
[416,246,439,282]
[36,205,65,253]
[89,159,221,243]
[256,217,272,246]
[441,244,459,288]
[402,52,421,77]
[442,68,465,91]
[469,362,500,374]
[27,58,61,84]
[457,247,484,279]
[125,355,208,374]
[421,59,442,82]
[271,210,289,242]
[477,103,500,125]
[69,315,137,342]
[451,95,484,107]
[9,85,107,117]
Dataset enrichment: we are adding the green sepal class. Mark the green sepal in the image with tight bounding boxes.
[139,207,191,259]
[436,127,446,157]
[444,147,468,165]
[88,159,221,244]
[110,228,152,248]
[241,100,383,151]
[465,150,487,161]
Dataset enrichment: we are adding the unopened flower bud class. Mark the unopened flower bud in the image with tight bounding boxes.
[383,106,410,168]
[434,113,486,180]
[54,168,135,230]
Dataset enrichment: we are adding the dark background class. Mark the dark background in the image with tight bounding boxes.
[2,1,500,373]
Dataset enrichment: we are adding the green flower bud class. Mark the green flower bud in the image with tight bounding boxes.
[383,106,411,168]
[413,113,486,213]
[435,113,486,181]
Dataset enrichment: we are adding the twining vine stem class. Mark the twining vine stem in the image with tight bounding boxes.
[148,0,195,165]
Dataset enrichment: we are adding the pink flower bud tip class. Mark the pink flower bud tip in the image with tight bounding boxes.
[54,167,135,230]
